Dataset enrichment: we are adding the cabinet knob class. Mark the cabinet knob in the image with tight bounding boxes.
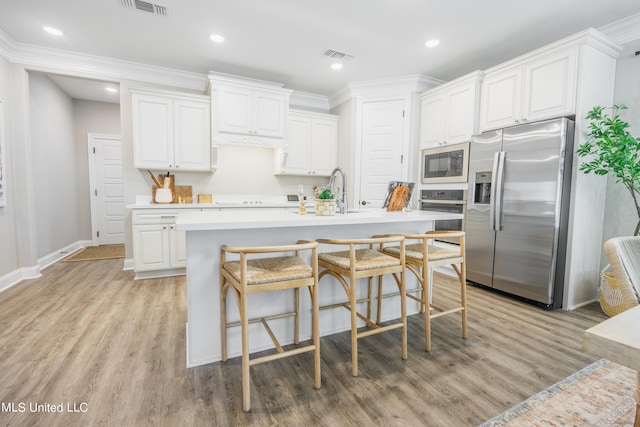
[361,200,368,206]
[163,226,167,230]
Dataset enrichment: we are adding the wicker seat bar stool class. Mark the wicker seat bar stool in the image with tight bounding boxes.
[316,235,406,376]
[220,240,320,412]
[380,231,467,352]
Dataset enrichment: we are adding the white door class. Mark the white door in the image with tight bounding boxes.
[89,134,124,245]
[359,100,406,208]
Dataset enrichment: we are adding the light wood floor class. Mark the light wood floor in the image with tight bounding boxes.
[0,258,606,426]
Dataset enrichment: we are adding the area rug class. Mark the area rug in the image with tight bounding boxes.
[62,245,125,262]
[480,358,637,426]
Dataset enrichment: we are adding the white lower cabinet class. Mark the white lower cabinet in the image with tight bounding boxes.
[132,210,191,279]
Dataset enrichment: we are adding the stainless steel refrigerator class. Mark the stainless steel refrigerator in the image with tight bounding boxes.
[466,118,574,309]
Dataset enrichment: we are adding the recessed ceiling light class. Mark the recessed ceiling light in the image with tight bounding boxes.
[43,26,63,36]
[105,87,118,94]
[424,39,440,48]
[209,34,225,43]
[331,63,343,70]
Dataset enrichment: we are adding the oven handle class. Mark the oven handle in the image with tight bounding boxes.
[419,200,466,205]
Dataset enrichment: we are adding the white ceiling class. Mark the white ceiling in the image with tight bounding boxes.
[1,0,640,103]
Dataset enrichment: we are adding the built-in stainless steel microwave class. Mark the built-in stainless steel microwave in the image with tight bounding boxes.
[420,142,469,184]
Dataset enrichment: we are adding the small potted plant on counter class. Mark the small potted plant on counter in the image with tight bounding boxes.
[314,185,337,216]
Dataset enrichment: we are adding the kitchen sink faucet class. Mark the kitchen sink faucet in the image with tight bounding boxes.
[329,167,348,214]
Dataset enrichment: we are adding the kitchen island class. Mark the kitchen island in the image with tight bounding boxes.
[176,209,463,368]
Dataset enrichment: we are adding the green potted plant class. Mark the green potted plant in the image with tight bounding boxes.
[577,105,640,235]
[314,186,337,216]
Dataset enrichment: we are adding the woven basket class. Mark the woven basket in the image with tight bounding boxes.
[599,266,636,317]
[315,199,336,216]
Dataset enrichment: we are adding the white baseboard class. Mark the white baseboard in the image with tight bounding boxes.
[0,239,93,294]
[123,258,134,270]
[38,240,92,270]
[0,265,42,293]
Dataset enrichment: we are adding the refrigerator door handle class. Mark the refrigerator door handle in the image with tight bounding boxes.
[495,151,506,231]
[490,152,500,231]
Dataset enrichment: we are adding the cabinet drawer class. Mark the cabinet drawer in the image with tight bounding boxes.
[132,210,193,224]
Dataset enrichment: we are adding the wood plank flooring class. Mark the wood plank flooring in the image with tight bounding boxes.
[0,259,607,426]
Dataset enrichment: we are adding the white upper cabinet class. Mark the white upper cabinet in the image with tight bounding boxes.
[209,74,292,147]
[420,71,482,149]
[132,88,211,172]
[275,109,338,176]
[480,47,577,131]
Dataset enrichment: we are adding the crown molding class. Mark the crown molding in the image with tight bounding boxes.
[328,74,443,109]
[347,74,443,98]
[0,28,207,92]
[599,12,640,45]
[289,90,330,111]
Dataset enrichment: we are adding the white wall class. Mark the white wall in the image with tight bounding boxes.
[602,40,640,249]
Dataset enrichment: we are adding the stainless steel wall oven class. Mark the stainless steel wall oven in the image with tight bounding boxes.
[419,189,467,244]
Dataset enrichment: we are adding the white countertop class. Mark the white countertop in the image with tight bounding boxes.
[176,209,463,231]
[127,201,306,210]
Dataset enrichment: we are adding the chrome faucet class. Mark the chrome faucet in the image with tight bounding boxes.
[329,167,348,214]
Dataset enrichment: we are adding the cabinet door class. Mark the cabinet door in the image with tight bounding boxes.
[309,118,337,176]
[169,225,187,268]
[445,83,477,143]
[253,91,287,137]
[522,49,577,122]
[479,68,523,131]
[174,99,211,171]
[133,94,173,169]
[217,86,252,134]
[285,114,312,175]
[133,224,169,271]
[420,95,446,148]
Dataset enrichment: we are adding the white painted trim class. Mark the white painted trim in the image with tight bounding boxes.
[38,240,92,270]
[348,74,443,99]
[599,12,640,45]
[0,28,206,92]
[0,265,41,294]
[289,91,330,111]
[484,28,622,75]
[123,258,135,270]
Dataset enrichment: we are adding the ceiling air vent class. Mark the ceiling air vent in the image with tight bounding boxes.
[323,49,354,61]
[121,0,168,17]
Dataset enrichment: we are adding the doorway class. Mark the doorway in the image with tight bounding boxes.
[88,133,124,245]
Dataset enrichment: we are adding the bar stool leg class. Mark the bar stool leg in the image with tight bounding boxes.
[400,268,407,360]
[460,262,468,339]
[350,276,359,377]
[221,284,228,362]
[294,287,300,345]
[240,291,251,412]
[376,275,383,325]
[422,265,431,352]
[311,285,321,389]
